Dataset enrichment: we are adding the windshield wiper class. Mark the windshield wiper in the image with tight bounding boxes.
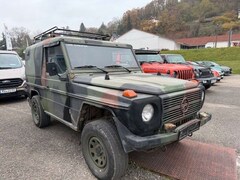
[104,65,131,73]
[74,65,108,73]
[0,67,13,69]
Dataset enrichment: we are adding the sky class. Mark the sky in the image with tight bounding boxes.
[0,0,152,37]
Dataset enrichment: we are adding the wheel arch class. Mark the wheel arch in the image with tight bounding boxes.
[29,89,39,99]
[77,102,117,132]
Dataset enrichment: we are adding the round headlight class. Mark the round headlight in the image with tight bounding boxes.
[201,90,205,101]
[194,70,200,77]
[142,104,154,122]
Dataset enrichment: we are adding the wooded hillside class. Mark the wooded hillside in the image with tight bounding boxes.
[101,0,240,39]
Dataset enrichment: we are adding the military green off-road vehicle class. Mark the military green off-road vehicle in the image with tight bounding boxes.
[25,27,211,180]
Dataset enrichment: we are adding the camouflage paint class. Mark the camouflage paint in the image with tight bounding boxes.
[25,35,211,150]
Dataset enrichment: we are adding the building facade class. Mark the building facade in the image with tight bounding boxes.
[115,29,180,50]
[176,33,240,49]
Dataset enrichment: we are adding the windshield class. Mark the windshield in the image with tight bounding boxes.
[201,61,215,67]
[0,53,22,69]
[210,62,220,66]
[167,55,186,63]
[135,54,164,63]
[65,44,139,70]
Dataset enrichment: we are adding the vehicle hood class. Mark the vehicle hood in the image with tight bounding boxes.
[0,66,25,80]
[220,66,231,70]
[190,65,207,70]
[73,73,198,95]
[211,66,222,72]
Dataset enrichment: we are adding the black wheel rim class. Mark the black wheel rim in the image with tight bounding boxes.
[32,101,40,124]
[88,137,107,168]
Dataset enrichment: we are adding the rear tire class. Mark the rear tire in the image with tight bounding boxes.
[31,95,50,128]
[81,120,128,180]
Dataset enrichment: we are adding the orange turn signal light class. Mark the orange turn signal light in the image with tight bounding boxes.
[122,90,137,98]
[190,79,199,84]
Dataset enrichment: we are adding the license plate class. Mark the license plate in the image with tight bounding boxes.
[0,88,16,94]
[211,79,217,83]
[178,121,200,140]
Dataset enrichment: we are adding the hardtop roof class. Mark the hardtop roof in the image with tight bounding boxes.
[134,49,160,54]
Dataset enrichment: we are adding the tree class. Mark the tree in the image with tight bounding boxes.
[0,33,6,50]
[213,11,240,31]
[9,27,32,57]
[193,0,214,22]
[86,27,98,33]
[80,23,86,32]
[127,14,132,30]
[98,23,108,34]
[107,18,120,34]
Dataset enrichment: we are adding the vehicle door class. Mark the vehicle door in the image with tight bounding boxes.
[43,43,71,122]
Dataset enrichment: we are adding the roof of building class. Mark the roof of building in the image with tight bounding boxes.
[117,29,174,42]
[176,33,240,46]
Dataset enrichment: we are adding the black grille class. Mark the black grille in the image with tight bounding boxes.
[0,78,23,88]
[161,90,202,123]
[176,70,193,80]
[199,68,212,78]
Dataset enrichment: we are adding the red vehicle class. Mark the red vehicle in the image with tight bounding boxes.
[211,70,221,82]
[161,54,217,89]
[135,50,195,80]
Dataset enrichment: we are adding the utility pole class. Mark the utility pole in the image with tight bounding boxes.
[238,0,240,19]
[228,29,232,47]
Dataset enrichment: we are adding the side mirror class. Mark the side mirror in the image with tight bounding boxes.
[47,62,58,76]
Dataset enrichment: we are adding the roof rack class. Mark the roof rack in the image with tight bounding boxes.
[33,26,111,43]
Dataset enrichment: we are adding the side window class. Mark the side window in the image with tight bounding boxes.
[45,45,67,74]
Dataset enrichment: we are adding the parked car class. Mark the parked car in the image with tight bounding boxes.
[187,61,218,86]
[196,61,232,76]
[25,27,211,180]
[211,69,221,82]
[135,50,195,80]
[161,54,217,89]
[0,50,26,98]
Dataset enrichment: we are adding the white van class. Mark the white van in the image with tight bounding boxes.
[0,50,26,98]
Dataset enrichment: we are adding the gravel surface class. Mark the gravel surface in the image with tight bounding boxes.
[0,75,239,180]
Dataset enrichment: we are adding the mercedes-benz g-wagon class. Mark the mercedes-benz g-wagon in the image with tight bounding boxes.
[25,27,211,180]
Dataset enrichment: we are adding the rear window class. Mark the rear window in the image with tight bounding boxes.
[0,53,22,69]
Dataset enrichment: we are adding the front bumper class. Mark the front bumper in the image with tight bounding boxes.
[216,76,221,81]
[114,112,212,153]
[0,81,27,99]
[223,70,231,76]
[197,77,218,85]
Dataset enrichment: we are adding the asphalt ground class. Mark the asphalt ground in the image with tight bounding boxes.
[0,75,239,180]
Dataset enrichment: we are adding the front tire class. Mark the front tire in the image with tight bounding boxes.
[31,95,50,128]
[204,84,211,90]
[81,120,128,180]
